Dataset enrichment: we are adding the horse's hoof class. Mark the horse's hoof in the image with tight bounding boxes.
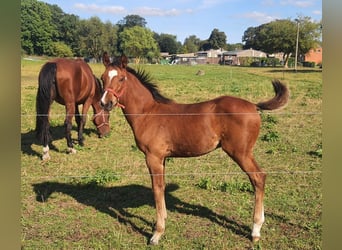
[252,236,261,243]
[42,153,51,161]
[67,148,77,154]
[149,238,159,245]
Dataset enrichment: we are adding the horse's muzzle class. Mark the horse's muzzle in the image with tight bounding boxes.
[100,101,113,111]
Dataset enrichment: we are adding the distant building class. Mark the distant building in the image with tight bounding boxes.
[304,46,322,65]
[166,48,270,66]
[221,48,267,65]
[195,49,224,64]
[170,53,197,65]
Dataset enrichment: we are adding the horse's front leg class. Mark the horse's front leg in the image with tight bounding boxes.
[77,101,92,146]
[146,154,167,245]
[65,104,76,154]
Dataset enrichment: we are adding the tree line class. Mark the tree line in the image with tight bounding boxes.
[21,0,321,65]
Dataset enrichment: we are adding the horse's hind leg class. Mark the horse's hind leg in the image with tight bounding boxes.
[42,108,52,161]
[65,103,76,154]
[222,144,266,242]
[243,156,266,243]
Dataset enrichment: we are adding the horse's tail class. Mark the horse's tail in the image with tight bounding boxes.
[256,79,289,110]
[35,62,56,145]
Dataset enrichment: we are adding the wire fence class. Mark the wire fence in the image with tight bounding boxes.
[23,112,322,117]
[21,110,322,181]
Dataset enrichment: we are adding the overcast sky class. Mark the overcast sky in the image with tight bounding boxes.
[41,0,322,44]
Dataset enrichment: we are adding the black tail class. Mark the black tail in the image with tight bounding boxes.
[256,79,289,111]
[35,62,56,146]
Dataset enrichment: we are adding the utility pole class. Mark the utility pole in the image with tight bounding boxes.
[295,19,300,72]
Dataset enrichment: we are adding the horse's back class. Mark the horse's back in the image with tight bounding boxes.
[52,58,95,104]
[213,95,261,131]
[213,95,258,113]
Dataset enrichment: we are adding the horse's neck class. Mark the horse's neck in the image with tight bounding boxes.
[121,78,156,128]
[92,87,102,111]
[92,101,101,113]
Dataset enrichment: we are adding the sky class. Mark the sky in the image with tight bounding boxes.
[41,0,322,44]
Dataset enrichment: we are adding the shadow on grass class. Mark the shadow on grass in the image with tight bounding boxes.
[266,68,322,74]
[21,125,98,158]
[32,182,252,243]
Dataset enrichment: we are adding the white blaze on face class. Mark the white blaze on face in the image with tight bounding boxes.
[101,91,108,104]
[101,69,118,105]
[108,69,118,82]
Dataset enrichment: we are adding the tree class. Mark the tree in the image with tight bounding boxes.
[50,41,73,57]
[21,0,57,55]
[78,17,105,60]
[155,33,179,54]
[21,0,81,56]
[48,3,81,56]
[183,35,201,53]
[199,40,211,51]
[118,26,159,62]
[242,17,322,67]
[242,26,260,50]
[227,43,243,51]
[208,28,227,50]
[198,29,227,51]
[59,14,81,56]
[102,21,120,57]
[117,15,147,31]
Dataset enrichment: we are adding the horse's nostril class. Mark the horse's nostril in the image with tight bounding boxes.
[101,101,113,111]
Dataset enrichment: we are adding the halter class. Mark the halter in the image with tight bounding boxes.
[92,109,109,129]
[105,84,126,109]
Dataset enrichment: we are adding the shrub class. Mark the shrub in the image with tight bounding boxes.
[49,41,74,57]
[303,61,316,68]
[265,57,281,66]
[238,57,254,66]
[73,169,119,186]
[261,131,280,142]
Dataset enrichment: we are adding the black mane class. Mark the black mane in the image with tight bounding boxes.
[127,67,173,104]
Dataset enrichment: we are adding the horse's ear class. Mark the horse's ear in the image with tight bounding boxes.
[120,55,128,69]
[102,52,110,67]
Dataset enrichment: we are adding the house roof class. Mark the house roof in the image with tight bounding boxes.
[174,53,196,58]
[223,49,267,57]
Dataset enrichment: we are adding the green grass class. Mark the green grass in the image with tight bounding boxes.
[21,59,322,249]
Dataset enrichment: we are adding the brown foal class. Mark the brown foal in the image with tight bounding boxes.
[100,55,289,245]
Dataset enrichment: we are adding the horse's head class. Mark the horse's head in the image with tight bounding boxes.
[100,55,128,111]
[92,109,110,137]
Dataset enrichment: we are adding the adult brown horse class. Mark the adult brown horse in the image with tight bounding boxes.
[35,58,110,161]
[100,55,289,245]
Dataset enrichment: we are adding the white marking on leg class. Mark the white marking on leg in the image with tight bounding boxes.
[42,146,50,161]
[67,147,77,154]
[252,223,262,238]
[43,145,49,154]
[252,206,264,238]
[150,234,160,245]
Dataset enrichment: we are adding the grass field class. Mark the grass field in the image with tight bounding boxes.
[21,58,322,249]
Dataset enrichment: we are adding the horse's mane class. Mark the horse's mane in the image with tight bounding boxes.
[93,75,104,94]
[127,67,173,104]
